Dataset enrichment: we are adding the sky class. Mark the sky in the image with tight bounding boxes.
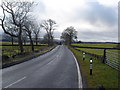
[0,0,119,42]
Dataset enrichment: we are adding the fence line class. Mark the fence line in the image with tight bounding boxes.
[72,45,120,71]
[73,47,103,58]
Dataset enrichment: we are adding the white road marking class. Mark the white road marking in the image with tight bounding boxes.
[71,52,83,88]
[4,77,26,88]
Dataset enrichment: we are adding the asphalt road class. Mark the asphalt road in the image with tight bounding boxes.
[2,45,82,88]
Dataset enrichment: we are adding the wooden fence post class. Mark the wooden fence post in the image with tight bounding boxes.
[103,49,106,63]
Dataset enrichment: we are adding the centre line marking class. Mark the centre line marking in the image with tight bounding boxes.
[4,76,26,88]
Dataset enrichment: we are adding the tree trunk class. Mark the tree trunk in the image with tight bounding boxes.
[47,34,50,47]
[24,39,26,45]
[50,36,53,46]
[11,36,13,46]
[29,35,34,52]
[18,36,24,53]
[36,41,37,45]
[69,36,72,45]
[48,40,50,47]
[35,36,38,45]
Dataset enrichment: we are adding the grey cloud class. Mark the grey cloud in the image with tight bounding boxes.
[74,2,117,27]
[71,1,118,42]
[53,31,61,39]
[77,29,118,42]
[33,1,46,14]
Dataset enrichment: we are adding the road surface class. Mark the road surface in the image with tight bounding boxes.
[2,45,82,88]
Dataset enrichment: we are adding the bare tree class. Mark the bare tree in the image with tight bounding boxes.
[41,19,57,46]
[33,23,41,45]
[61,26,77,45]
[43,33,49,44]
[8,27,15,45]
[0,1,34,53]
[43,33,53,44]
[23,17,34,52]
[22,30,28,45]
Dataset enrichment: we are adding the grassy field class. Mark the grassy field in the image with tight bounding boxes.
[1,41,55,67]
[0,41,17,45]
[72,43,118,48]
[72,43,119,56]
[0,41,47,45]
[2,46,47,57]
[69,47,119,88]
[1,41,48,57]
[2,46,54,67]
[76,48,104,56]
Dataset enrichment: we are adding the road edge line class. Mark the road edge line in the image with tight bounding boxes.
[71,51,83,89]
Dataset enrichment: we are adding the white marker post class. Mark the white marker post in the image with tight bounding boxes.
[83,52,85,60]
[90,58,92,75]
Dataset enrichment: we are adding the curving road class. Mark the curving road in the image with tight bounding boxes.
[2,45,82,88]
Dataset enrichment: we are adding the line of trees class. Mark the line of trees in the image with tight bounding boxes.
[0,1,57,53]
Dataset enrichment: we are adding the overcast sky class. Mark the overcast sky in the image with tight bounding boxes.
[0,0,119,42]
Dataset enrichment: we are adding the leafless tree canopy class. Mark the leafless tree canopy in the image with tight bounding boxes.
[0,0,34,53]
[23,16,36,51]
[61,26,77,45]
[33,23,41,45]
[0,1,34,33]
[41,19,57,46]
[0,0,58,53]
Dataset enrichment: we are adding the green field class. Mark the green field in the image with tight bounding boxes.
[69,47,119,88]
[1,41,55,67]
[76,48,104,55]
[0,41,47,45]
[72,43,119,56]
[2,46,54,66]
[72,43,118,48]
[2,46,47,57]
[0,41,18,45]
[1,41,48,57]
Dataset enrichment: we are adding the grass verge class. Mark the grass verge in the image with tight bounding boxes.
[69,46,119,89]
[2,46,56,68]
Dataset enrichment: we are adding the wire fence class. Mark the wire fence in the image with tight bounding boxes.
[106,50,120,71]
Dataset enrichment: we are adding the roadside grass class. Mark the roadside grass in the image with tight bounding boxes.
[2,46,20,57]
[1,41,55,67]
[69,47,119,88]
[2,46,55,67]
[74,47,120,67]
